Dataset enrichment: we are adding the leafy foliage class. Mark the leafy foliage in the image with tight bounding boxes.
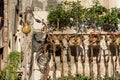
[56,75,90,80]
[69,1,84,21]
[103,76,115,80]
[47,0,120,31]
[98,8,120,31]
[47,1,86,29]
[47,3,71,29]
[87,1,107,22]
[0,51,23,80]
[47,74,116,80]
[99,8,120,25]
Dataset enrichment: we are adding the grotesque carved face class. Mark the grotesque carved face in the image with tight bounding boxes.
[34,32,46,42]
[32,32,47,52]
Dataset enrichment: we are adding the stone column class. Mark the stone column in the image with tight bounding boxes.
[21,0,33,80]
[8,0,17,51]
[3,0,8,67]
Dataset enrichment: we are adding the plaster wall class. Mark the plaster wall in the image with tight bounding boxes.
[33,11,48,29]
[63,0,120,8]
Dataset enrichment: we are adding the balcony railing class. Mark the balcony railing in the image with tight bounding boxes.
[33,32,120,79]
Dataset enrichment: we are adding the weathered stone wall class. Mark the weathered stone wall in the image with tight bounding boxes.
[61,0,120,8]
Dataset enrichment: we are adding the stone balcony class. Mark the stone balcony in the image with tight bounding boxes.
[31,31,120,80]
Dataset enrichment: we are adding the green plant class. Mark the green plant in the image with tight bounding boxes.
[56,75,75,80]
[87,0,108,30]
[47,75,118,80]
[68,1,88,30]
[103,76,115,80]
[69,1,84,21]
[47,3,71,30]
[99,7,120,31]
[101,8,119,25]
[47,0,120,32]
[47,74,91,80]
[77,74,91,80]
[0,51,23,80]
[88,1,107,21]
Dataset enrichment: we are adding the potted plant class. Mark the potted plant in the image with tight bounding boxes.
[68,1,87,32]
[47,0,120,32]
[99,7,120,32]
[87,0,107,31]
[47,2,71,31]
[47,1,86,31]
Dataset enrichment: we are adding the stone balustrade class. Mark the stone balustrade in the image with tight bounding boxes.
[31,32,120,80]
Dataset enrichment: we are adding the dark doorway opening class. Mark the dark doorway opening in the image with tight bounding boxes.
[0,47,3,69]
[0,0,4,69]
[0,0,4,30]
